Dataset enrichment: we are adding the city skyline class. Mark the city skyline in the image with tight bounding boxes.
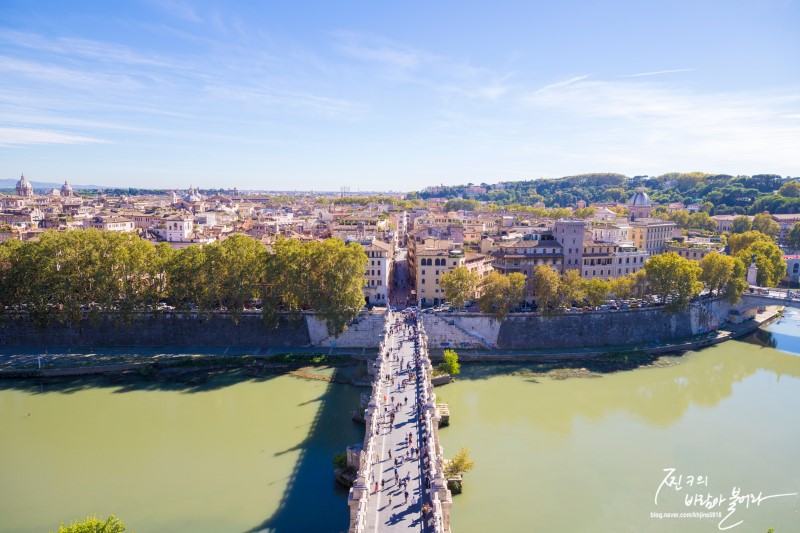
[1,0,799,190]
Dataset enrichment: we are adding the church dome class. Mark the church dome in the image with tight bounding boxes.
[16,174,33,197]
[60,180,73,197]
[628,187,651,207]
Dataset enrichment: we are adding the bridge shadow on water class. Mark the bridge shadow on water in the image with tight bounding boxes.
[0,351,371,532]
[242,364,367,533]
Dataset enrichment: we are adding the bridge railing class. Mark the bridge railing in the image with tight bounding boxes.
[417,320,452,533]
[348,314,393,533]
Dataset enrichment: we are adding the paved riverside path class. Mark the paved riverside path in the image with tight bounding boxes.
[363,314,431,532]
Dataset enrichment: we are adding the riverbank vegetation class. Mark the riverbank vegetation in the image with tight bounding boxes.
[439,241,764,317]
[55,515,129,533]
[437,349,461,377]
[445,446,475,494]
[0,231,367,334]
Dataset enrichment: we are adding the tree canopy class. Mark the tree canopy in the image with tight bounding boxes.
[477,271,526,320]
[0,231,367,335]
[531,264,561,314]
[786,222,800,250]
[728,231,774,255]
[55,515,128,533]
[644,252,703,310]
[734,240,786,287]
[440,266,479,310]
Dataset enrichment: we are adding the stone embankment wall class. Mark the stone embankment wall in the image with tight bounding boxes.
[423,298,733,350]
[0,299,734,350]
[0,313,311,348]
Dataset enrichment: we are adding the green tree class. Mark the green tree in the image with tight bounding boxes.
[644,252,703,310]
[609,275,634,300]
[730,215,752,234]
[437,349,461,376]
[559,269,586,308]
[305,239,368,334]
[735,240,786,287]
[213,235,267,323]
[55,515,128,533]
[687,212,718,232]
[443,198,480,212]
[440,266,479,310]
[751,213,779,238]
[583,278,610,307]
[723,258,748,304]
[786,222,800,250]
[167,245,210,312]
[444,446,475,478]
[778,180,800,197]
[698,252,736,295]
[631,269,649,298]
[531,264,561,314]
[728,230,773,255]
[477,271,526,320]
[604,187,626,202]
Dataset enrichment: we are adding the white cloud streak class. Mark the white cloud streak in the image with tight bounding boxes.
[521,76,800,173]
[619,68,697,78]
[0,127,107,147]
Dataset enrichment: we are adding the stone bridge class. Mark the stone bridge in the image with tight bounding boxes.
[740,288,800,310]
[346,312,452,532]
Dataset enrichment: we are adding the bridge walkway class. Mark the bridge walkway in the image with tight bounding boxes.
[348,312,452,533]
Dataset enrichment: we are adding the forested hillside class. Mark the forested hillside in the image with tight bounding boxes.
[410,173,799,215]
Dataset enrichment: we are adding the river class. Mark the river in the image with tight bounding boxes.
[2,312,800,532]
[438,310,800,532]
[0,370,362,533]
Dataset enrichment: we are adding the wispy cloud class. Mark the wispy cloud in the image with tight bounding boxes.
[619,68,697,78]
[0,30,179,70]
[0,127,107,147]
[531,75,590,94]
[521,76,800,172]
[151,0,202,23]
[203,84,367,120]
[0,55,143,92]
[333,31,431,69]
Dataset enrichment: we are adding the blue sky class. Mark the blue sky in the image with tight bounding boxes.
[1,0,798,191]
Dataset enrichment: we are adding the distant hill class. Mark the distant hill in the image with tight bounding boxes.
[0,178,107,190]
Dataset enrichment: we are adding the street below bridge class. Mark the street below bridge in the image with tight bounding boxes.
[364,314,432,532]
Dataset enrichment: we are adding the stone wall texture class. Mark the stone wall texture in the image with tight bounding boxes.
[0,299,733,350]
[0,313,311,348]
[423,298,732,350]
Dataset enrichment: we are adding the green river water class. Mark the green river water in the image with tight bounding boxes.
[2,311,800,532]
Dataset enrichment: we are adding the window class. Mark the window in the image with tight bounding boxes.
[453,261,457,266]
[435,279,439,284]
[422,279,425,284]
[422,269,426,275]
[435,270,439,275]
[378,280,382,286]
